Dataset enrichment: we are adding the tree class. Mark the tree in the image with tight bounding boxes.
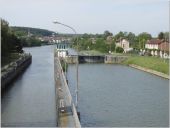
[116,47,124,53]
[114,31,127,41]
[137,32,152,49]
[158,32,164,40]
[103,30,113,39]
[1,19,23,57]
[127,32,136,47]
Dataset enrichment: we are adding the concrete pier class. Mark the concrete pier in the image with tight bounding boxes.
[54,52,81,127]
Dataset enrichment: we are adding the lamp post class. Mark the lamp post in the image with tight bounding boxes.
[53,21,79,109]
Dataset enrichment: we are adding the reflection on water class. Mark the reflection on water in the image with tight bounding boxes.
[67,64,169,127]
[1,46,57,127]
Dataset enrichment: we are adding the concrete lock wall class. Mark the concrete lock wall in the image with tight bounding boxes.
[105,55,128,64]
[54,52,81,127]
[1,54,32,90]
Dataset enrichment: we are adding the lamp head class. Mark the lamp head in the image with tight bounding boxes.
[53,21,61,24]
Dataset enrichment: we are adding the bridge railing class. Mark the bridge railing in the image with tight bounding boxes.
[56,57,81,128]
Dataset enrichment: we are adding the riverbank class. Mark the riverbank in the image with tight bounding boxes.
[122,55,169,75]
[1,53,32,90]
[129,64,169,79]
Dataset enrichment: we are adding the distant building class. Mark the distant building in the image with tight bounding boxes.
[90,38,96,44]
[145,39,162,50]
[55,41,70,57]
[116,38,132,53]
[158,41,169,58]
[145,39,169,58]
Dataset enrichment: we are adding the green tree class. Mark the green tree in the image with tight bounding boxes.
[103,30,113,39]
[116,47,124,53]
[1,19,23,57]
[137,32,152,49]
[158,32,164,40]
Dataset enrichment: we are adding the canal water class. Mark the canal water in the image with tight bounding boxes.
[1,46,57,127]
[1,46,169,127]
[67,64,169,127]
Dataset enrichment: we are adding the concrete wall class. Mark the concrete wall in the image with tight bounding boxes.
[65,55,128,64]
[79,55,104,63]
[1,54,32,90]
[104,55,128,64]
[54,53,81,127]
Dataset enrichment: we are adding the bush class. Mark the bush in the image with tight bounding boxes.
[116,47,124,53]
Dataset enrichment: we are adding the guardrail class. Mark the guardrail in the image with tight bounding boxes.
[56,57,81,127]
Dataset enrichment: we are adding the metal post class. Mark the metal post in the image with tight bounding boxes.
[53,21,79,110]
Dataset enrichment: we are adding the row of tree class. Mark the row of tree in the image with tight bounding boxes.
[1,19,23,57]
[72,30,169,53]
[11,26,55,37]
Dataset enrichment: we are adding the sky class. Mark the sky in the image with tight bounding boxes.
[0,0,169,36]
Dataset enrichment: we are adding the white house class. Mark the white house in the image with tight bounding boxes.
[145,39,161,50]
[116,39,132,53]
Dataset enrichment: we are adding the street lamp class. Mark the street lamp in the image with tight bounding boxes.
[53,21,79,110]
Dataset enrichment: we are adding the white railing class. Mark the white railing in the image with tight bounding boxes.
[56,57,81,128]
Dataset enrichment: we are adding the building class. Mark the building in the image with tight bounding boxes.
[55,41,70,57]
[145,39,162,50]
[145,39,169,58]
[158,42,169,58]
[116,39,132,53]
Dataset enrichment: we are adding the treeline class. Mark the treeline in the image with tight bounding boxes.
[72,30,169,53]
[11,26,55,37]
[1,19,23,57]
[11,26,49,47]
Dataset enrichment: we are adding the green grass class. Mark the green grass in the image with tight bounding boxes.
[123,55,169,75]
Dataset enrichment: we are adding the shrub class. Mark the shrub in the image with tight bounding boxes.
[116,47,124,53]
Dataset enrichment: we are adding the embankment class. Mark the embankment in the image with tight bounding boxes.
[129,64,169,79]
[1,53,32,90]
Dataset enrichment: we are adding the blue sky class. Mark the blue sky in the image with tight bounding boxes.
[0,0,169,36]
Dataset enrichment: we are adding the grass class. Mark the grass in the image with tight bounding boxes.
[123,55,169,75]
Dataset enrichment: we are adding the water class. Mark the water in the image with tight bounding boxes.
[1,45,57,127]
[1,46,169,127]
[67,64,169,127]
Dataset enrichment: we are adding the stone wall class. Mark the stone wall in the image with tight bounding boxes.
[1,54,32,90]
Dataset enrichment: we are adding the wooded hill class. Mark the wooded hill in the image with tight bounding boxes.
[10,26,55,37]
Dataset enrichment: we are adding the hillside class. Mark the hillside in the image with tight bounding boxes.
[10,26,55,37]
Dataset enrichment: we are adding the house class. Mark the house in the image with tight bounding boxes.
[145,39,169,58]
[115,38,132,53]
[90,38,96,44]
[158,42,169,58]
[145,39,162,50]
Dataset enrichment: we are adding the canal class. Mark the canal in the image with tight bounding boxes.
[1,46,169,127]
[1,46,57,127]
[67,64,169,127]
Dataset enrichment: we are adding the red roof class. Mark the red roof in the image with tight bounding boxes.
[146,39,162,45]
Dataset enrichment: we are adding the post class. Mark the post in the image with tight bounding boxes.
[53,21,79,110]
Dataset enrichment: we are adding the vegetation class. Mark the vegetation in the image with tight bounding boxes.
[1,19,23,65]
[60,59,68,72]
[123,56,169,75]
[72,30,162,54]
[115,47,124,53]
[11,26,55,37]
[9,26,50,47]
[72,31,116,53]
[20,37,47,47]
